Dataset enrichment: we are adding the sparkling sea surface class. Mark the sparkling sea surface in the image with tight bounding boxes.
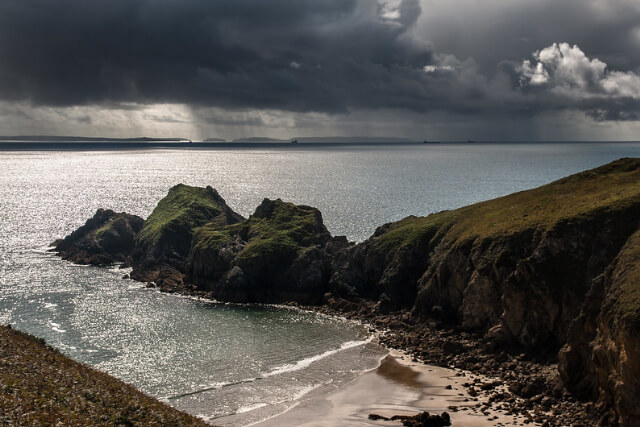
[1,142,639,423]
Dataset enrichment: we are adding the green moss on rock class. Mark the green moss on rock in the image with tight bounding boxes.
[189,198,331,303]
[137,184,243,262]
[193,198,329,261]
[53,209,144,265]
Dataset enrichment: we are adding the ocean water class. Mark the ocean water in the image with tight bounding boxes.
[1,142,639,424]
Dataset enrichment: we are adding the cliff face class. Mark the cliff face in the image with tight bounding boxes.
[559,229,640,426]
[52,158,640,424]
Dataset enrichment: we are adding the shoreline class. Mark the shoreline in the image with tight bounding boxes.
[47,159,640,425]
[133,280,601,426]
[247,343,535,427]
[301,301,603,426]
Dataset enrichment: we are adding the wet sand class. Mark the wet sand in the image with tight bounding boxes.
[253,349,534,426]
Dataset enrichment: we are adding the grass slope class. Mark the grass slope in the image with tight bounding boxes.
[0,325,207,426]
[376,158,640,250]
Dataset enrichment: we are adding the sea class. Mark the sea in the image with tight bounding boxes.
[1,141,639,424]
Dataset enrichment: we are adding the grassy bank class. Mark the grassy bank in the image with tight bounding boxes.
[0,325,207,426]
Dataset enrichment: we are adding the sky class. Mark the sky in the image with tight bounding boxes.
[1,0,640,141]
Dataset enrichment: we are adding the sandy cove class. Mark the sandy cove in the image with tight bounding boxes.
[250,347,536,427]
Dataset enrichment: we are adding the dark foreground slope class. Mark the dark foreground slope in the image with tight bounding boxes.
[0,325,207,426]
[53,158,640,425]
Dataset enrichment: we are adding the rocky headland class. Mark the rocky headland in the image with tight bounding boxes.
[52,158,640,426]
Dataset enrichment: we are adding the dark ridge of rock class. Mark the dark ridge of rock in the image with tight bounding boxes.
[369,411,451,426]
[329,213,452,309]
[51,208,144,265]
[187,198,334,304]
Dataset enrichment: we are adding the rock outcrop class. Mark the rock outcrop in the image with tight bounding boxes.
[329,158,640,425]
[52,209,143,265]
[131,184,244,286]
[188,198,335,304]
[52,158,640,425]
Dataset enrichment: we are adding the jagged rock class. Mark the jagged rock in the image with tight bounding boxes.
[132,184,243,285]
[51,208,143,265]
[188,198,332,304]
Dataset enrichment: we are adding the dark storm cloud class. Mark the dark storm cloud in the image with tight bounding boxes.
[0,0,639,122]
[0,0,442,112]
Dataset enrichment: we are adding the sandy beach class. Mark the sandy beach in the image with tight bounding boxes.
[252,349,535,426]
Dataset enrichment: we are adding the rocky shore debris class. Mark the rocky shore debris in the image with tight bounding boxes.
[51,158,640,426]
[369,411,451,426]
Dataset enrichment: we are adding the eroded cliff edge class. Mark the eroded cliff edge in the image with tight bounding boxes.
[52,158,640,425]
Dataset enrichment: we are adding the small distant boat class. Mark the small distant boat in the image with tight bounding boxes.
[423,140,440,144]
[467,140,476,143]
[291,139,298,144]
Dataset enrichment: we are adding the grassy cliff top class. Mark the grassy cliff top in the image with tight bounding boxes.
[0,325,207,426]
[193,198,329,260]
[138,184,243,250]
[376,158,640,250]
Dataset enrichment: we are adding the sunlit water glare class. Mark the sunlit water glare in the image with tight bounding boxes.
[1,142,639,423]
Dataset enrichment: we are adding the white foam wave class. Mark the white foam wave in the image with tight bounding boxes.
[50,322,66,333]
[263,337,373,378]
[236,403,268,414]
[165,337,373,401]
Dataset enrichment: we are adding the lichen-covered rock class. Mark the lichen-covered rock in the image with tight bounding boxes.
[52,208,144,265]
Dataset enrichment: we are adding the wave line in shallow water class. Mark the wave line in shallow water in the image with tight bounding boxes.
[263,337,373,378]
[165,337,373,401]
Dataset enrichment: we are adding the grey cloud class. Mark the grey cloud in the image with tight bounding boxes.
[0,0,639,126]
[0,0,443,113]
